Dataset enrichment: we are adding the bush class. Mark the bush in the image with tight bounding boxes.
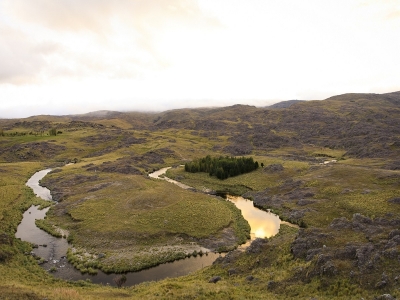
[113,275,127,288]
[49,128,57,136]
[0,245,15,262]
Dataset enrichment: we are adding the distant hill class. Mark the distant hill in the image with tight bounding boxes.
[268,100,305,108]
[1,91,400,160]
[73,110,122,118]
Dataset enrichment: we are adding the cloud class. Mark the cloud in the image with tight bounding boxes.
[357,0,400,20]
[0,0,220,84]
[0,25,62,84]
[386,10,400,20]
[5,0,218,33]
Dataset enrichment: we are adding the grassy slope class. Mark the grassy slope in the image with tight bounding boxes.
[41,163,249,273]
[0,162,123,300]
[1,92,400,299]
[0,122,254,299]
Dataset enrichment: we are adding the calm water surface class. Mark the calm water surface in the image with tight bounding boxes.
[152,167,285,240]
[16,169,221,286]
[17,166,287,286]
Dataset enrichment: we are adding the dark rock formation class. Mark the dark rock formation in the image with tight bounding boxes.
[246,238,268,254]
[208,276,221,283]
[264,164,284,172]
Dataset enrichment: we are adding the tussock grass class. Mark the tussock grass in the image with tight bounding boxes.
[1,109,400,298]
[41,164,249,272]
[35,219,63,238]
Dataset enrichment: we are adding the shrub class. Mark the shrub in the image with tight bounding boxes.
[0,245,15,262]
[49,128,57,136]
[113,275,127,288]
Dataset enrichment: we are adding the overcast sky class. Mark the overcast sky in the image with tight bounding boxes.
[1,0,400,118]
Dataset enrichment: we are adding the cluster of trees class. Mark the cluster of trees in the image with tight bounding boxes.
[185,155,259,179]
[0,131,29,137]
[0,129,62,137]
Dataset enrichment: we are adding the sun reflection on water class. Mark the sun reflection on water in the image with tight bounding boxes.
[227,195,280,239]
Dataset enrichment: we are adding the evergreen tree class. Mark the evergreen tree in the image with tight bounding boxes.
[185,155,259,180]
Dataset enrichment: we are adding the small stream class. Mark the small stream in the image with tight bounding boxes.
[16,166,288,286]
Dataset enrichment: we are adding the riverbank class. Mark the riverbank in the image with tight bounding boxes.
[2,157,400,299]
[16,169,230,285]
[24,164,251,278]
[21,163,290,284]
[151,166,296,239]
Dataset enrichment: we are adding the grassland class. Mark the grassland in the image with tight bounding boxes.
[1,92,400,299]
[40,163,250,273]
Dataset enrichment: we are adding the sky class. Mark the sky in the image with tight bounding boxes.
[1,0,400,118]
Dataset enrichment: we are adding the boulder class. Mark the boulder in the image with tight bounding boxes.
[334,244,357,260]
[246,275,254,281]
[388,229,400,239]
[375,281,387,289]
[355,244,375,270]
[330,217,352,230]
[246,238,268,254]
[388,197,400,204]
[208,276,221,283]
[228,268,237,276]
[264,164,284,172]
[374,295,395,300]
[320,261,337,276]
[297,199,315,206]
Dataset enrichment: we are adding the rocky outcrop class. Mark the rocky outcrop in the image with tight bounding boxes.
[208,276,221,283]
[0,142,66,161]
[264,164,284,172]
[199,228,238,252]
[290,213,400,290]
[246,238,268,254]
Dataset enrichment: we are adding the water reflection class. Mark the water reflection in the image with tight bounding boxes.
[15,205,67,259]
[149,167,193,189]
[18,167,287,287]
[17,168,222,286]
[26,169,53,200]
[226,195,280,239]
[150,167,284,239]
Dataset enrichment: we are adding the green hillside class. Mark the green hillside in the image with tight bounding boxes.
[1,91,400,299]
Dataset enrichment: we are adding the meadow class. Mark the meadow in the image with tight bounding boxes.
[1,92,400,298]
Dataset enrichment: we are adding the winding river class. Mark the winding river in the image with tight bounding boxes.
[16,166,287,286]
[150,167,283,239]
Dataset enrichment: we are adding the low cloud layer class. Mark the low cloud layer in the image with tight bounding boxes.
[0,0,399,118]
